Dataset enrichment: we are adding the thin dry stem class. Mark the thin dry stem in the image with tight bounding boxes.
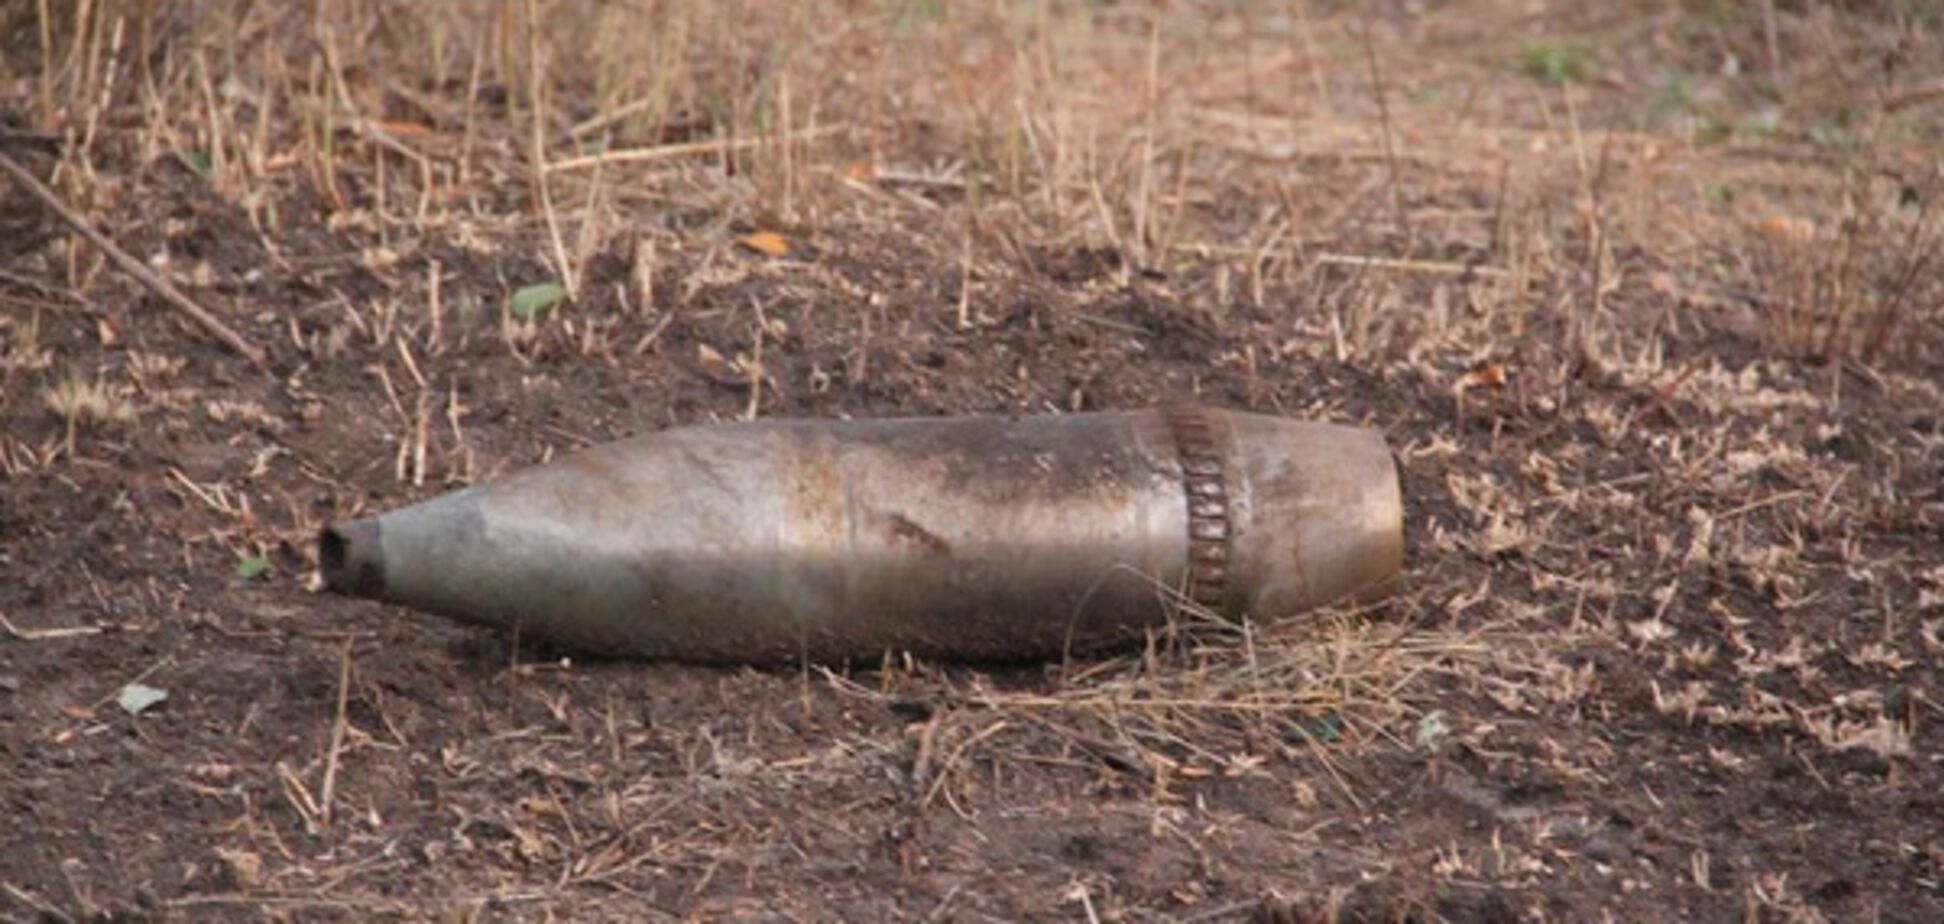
[0,150,269,371]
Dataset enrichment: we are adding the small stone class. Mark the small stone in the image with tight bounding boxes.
[1582,836,1630,864]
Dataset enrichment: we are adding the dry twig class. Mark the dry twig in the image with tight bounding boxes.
[0,150,271,372]
[319,638,355,826]
[543,125,845,175]
[0,611,104,641]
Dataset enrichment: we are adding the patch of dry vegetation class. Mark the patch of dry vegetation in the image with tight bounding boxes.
[1,0,1940,920]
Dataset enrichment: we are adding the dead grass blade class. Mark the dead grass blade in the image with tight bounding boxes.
[543,125,846,175]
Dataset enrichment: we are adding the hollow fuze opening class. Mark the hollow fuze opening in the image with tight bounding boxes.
[318,518,386,597]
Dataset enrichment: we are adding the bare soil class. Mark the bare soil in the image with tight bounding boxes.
[3,2,1941,921]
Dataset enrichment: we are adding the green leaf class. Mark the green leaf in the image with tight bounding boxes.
[118,682,169,715]
[236,556,271,580]
[1298,711,1342,745]
[1694,113,1734,146]
[1517,40,1586,86]
[1415,711,1451,751]
[510,282,569,320]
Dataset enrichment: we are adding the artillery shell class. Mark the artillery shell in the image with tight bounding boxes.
[320,406,1402,662]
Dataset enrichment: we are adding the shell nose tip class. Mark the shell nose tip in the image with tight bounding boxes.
[320,518,386,597]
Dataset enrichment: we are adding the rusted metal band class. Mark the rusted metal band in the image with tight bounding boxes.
[1164,406,1233,610]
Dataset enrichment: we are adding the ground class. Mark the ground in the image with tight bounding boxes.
[2,1,1941,921]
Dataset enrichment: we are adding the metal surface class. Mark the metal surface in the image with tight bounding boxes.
[1165,405,1234,611]
[320,406,1403,662]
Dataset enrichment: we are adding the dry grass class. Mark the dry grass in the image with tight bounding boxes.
[14,0,1931,367]
[2,0,1941,920]
[39,364,134,454]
